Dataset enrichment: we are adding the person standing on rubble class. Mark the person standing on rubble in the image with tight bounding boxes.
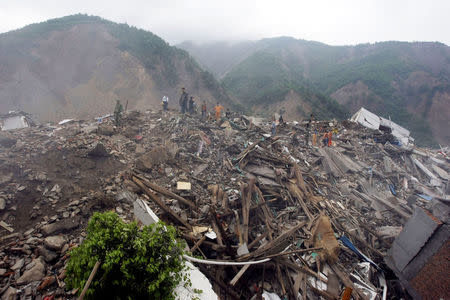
[312,129,318,146]
[225,108,231,119]
[201,101,207,119]
[328,131,333,147]
[305,113,314,146]
[322,131,329,147]
[271,115,277,135]
[188,96,195,114]
[179,87,189,114]
[114,99,123,126]
[162,95,169,111]
[214,102,223,121]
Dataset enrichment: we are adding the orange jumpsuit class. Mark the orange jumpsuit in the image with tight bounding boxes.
[214,105,223,121]
[328,132,332,147]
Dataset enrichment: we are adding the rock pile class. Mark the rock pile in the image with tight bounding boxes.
[0,109,448,299]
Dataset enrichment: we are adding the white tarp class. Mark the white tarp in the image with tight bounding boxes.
[58,119,74,125]
[350,107,413,145]
[1,116,29,131]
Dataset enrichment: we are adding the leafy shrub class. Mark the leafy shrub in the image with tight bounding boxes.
[65,212,187,300]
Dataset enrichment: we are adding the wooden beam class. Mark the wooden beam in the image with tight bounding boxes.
[261,247,323,259]
[229,265,250,286]
[329,263,369,300]
[243,178,255,244]
[240,222,306,260]
[191,235,206,253]
[133,173,196,209]
[288,183,313,222]
[132,176,192,230]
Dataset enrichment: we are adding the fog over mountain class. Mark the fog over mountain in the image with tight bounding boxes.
[179,38,450,146]
[0,5,449,146]
[1,0,449,45]
[0,15,235,122]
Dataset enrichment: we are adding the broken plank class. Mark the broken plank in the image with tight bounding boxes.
[0,232,19,242]
[261,247,323,259]
[0,221,14,233]
[191,235,206,253]
[254,185,274,241]
[210,207,233,255]
[370,194,411,220]
[243,178,255,244]
[307,282,338,300]
[133,173,196,209]
[276,263,287,296]
[240,221,306,260]
[329,263,368,300]
[293,273,304,299]
[288,183,313,222]
[293,164,308,196]
[248,231,268,249]
[279,259,328,283]
[229,264,250,286]
[132,176,192,230]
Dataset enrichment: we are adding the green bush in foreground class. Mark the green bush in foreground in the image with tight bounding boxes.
[65,212,187,300]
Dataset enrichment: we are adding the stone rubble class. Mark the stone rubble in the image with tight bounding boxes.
[0,109,447,299]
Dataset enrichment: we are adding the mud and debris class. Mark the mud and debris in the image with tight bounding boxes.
[0,109,448,299]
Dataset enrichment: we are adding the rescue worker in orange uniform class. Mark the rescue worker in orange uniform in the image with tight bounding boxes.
[214,103,223,121]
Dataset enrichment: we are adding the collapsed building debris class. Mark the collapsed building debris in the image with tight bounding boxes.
[0,108,448,299]
[0,111,36,131]
[350,107,414,146]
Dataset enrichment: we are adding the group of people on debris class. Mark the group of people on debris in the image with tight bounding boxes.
[288,114,336,147]
[161,87,230,121]
[114,89,335,147]
[176,87,197,114]
[304,113,337,147]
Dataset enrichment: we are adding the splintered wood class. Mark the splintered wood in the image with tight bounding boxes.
[130,131,390,300]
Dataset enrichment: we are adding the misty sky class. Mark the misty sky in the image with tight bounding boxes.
[1,0,449,46]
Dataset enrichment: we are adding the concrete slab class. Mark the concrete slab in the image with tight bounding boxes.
[430,164,449,181]
[325,148,362,174]
[318,148,342,177]
[133,199,159,225]
[383,156,392,173]
[389,208,442,271]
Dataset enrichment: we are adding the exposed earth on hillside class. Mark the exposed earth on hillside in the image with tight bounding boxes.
[0,15,235,124]
[179,38,450,146]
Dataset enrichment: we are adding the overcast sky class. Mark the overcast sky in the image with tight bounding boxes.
[0,0,449,46]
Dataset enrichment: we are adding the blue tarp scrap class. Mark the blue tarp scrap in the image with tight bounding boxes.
[417,194,433,201]
[389,184,396,196]
[339,235,381,271]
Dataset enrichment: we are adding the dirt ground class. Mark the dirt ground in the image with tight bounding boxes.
[2,147,124,233]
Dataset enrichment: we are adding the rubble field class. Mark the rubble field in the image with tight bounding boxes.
[0,109,448,299]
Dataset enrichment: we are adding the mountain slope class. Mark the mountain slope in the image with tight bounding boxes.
[177,40,258,79]
[0,14,235,122]
[179,38,450,146]
[222,51,347,120]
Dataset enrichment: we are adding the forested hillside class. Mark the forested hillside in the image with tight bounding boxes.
[179,38,450,146]
[0,14,236,122]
